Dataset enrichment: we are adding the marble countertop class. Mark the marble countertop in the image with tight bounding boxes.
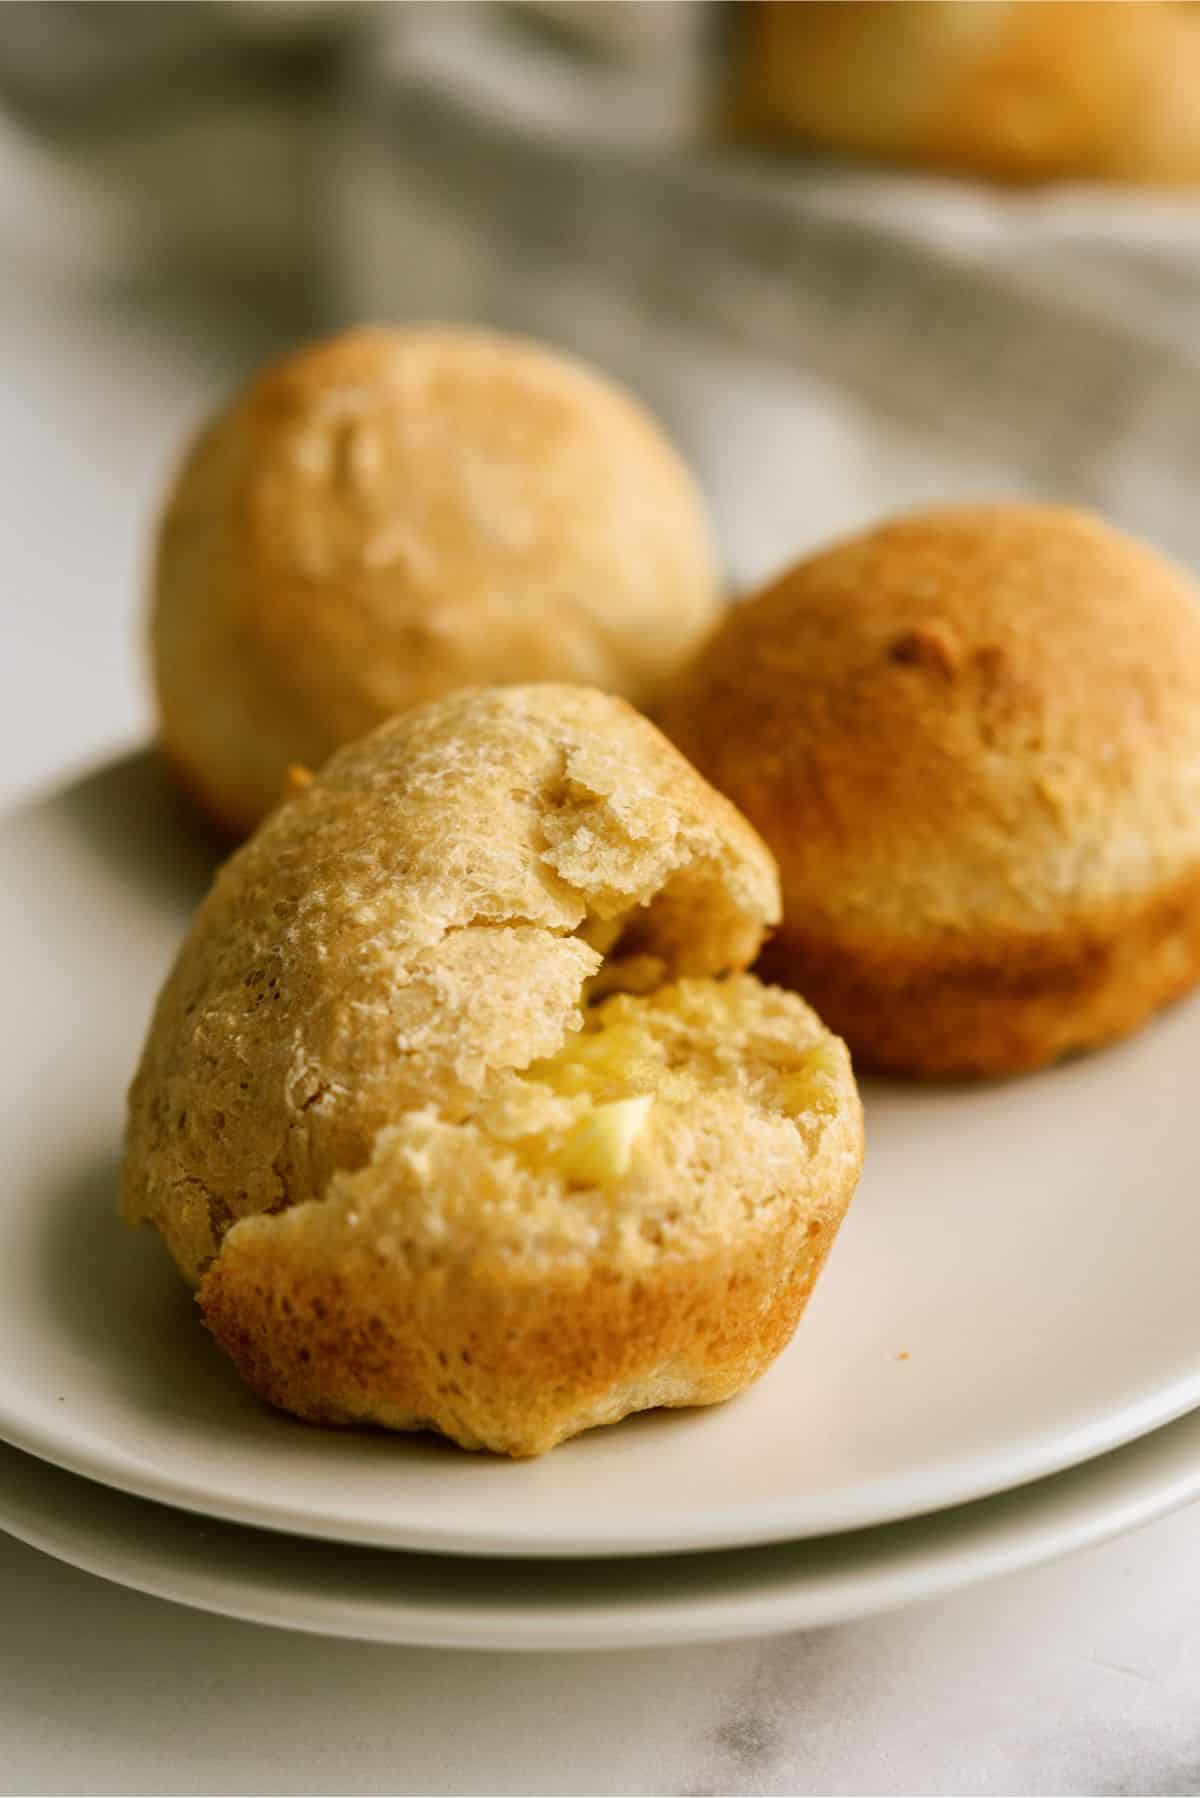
[3,274,1199,1798]
[3,1501,1199,1798]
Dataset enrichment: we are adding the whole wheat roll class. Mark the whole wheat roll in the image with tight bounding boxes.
[663,504,1200,1078]
[726,2,1200,186]
[123,685,863,1455]
[152,325,722,836]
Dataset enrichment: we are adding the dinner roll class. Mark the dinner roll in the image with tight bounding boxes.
[664,505,1200,1078]
[151,326,721,836]
[726,2,1200,185]
[122,686,863,1456]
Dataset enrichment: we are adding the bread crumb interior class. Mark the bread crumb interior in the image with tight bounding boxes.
[486,975,843,1194]
[212,973,850,1282]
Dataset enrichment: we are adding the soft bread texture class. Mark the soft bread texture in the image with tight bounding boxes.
[122,685,863,1455]
[152,325,722,836]
[663,505,1200,1078]
[727,2,1200,185]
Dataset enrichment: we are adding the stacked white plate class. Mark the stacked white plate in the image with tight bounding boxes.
[3,751,1200,1650]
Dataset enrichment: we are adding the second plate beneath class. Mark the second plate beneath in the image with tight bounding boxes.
[4,1403,1200,1649]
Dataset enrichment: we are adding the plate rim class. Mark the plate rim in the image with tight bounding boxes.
[5,1363,1200,1558]
[2,1404,1200,1650]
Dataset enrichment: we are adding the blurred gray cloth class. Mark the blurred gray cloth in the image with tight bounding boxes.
[4,0,1200,582]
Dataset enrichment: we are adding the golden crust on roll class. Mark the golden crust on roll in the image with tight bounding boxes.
[663,505,1200,1078]
[122,685,863,1456]
[151,326,722,836]
[727,2,1200,186]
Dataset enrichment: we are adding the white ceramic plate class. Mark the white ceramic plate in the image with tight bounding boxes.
[3,1408,1200,1649]
[3,751,1200,1558]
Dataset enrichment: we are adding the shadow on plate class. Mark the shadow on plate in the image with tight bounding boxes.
[37,1150,505,1460]
[37,1149,227,1399]
[48,747,224,913]
[39,1146,712,1467]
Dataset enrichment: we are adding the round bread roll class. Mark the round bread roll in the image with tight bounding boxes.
[151,325,721,837]
[122,685,863,1456]
[663,505,1200,1079]
[726,2,1200,185]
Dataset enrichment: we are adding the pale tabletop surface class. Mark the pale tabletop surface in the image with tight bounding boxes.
[3,277,1200,1798]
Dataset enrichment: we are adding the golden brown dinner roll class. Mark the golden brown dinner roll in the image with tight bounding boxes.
[663,505,1200,1079]
[727,2,1200,185]
[151,326,721,837]
[122,685,862,1456]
